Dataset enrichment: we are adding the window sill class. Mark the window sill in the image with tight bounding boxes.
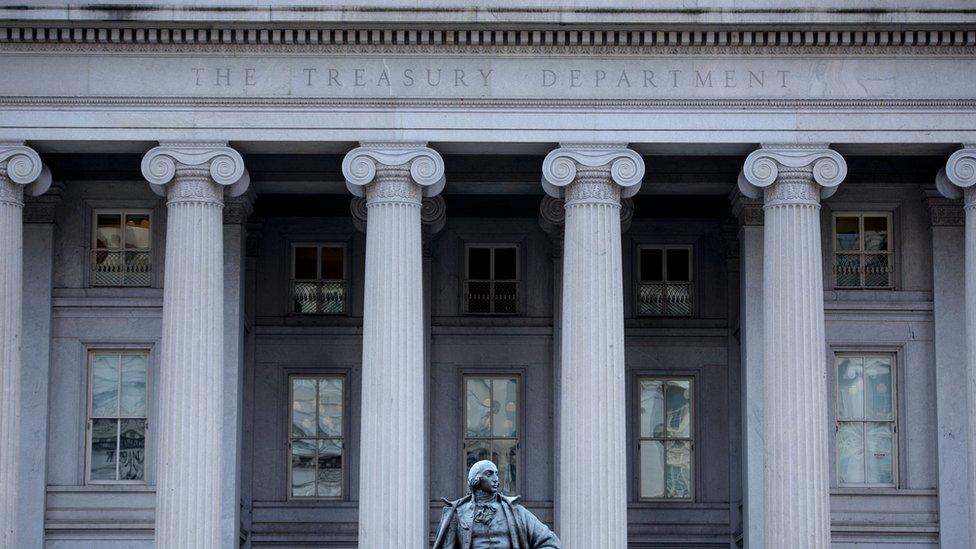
[47,484,155,493]
[829,487,936,497]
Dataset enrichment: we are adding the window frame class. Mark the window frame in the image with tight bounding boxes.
[90,208,154,288]
[635,375,696,501]
[635,244,695,318]
[831,211,895,290]
[833,351,899,488]
[286,373,348,501]
[460,372,523,495]
[289,242,349,315]
[462,243,521,316]
[85,349,151,485]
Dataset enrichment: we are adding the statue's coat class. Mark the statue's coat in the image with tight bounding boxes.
[432,494,561,549]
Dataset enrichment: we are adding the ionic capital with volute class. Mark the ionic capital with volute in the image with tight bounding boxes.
[936,145,976,208]
[738,144,847,206]
[140,142,250,204]
[342,142,445,205]
[541,144,643,205]
[0,143,52,207]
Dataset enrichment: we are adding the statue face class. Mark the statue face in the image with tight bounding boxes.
[476,465,500,494]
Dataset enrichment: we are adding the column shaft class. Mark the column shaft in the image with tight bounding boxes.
[762,171,831,548]
[358,170,427,549]
[559,171,628,548]
[0,177,24,547]
[155,175,226,547]
[966,188,976,533]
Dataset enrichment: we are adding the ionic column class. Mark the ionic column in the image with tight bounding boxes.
[342,143,444,549]
[542,144,643,548]
[936,145,976,541]
[740,144,846,548]
[141,143,249,548]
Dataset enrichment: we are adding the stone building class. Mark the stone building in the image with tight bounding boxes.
[0,2,975,548]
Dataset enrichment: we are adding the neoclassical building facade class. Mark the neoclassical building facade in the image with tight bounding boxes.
[1,2,975,548]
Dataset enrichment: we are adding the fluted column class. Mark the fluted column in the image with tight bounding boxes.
[740,144,847,548]
[0,144,50,548]
[542,144,643,548]
[141,143,249,548]
[936,145,976,538]
[342,143,444,549]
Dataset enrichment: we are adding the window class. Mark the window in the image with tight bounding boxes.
[87,350,148,483]
[463,376,519,494]
[833,213,893,289]
[836,354,896,486]
[464,245,519,314]
[638,378,693,499]
[91,210,152,287]
[291,244,346,314]
[289,375,344,498]
[637,246,693,316]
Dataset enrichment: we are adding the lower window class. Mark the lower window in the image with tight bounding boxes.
[463,375,520,494]
[289,375,345,498]
[87,350,148,483]
[836,353,896,486]
[638,377,693,499]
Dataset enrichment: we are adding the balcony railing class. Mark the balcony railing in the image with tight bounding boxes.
[292,280,347,314]
[91,250,152,287]
[464,280,519,314]
[834,252,893,288]
[638,282,693,317]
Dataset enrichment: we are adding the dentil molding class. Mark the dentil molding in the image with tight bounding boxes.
[342,142,445,198]
[0,143,52,198]
[737,143,846,200]
[541,144,644,199]
[141,142,250,198]
[936,146,976,206]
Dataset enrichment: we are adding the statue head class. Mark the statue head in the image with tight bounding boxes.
[467,460,500,495]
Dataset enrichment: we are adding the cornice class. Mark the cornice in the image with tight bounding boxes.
[0,26,974,55]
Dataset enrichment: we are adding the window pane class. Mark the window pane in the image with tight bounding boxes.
[863,217,889,251]
[91,354,120,417]
[96,214,122,249]
[465,440,491,471]
[492,378,518,438]
[863,357,893,420]
[492,439,518,494]
[317,439,342,497]
[468,247,491,280]
[119,354,147,417]
[291,378,316,438]
[290,439,316,497]
[465,378,492,437]
[837,357,864,419]
[640,249,663,282]
[640,380,665,438]
[835,216,860,251]
[293,247,318,279]
[639,440,664,498]
[118,419,146,481]
[665,441,692,498]
[865,423,894,484]
[666,249,690,282]
[665,381,692,438]
[320,247,344,280]
[837,422,865,484]
[493,247,517,280]
[318,378,343,438]
[124,214,151,250]
[90,419,118,481]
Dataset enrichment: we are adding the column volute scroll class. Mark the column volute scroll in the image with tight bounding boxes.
[140,142,250,202]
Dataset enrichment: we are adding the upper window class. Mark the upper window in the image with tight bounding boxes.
[637,246,693,316]
[87,350,148,483]
[91,210,152,287]
[638,377,694,499]
[833,213,893,289]
[463,375,520,494]
[289,375,345,498]
[464,245,519,315]
[291,244,346,314]
[836,353,896,487]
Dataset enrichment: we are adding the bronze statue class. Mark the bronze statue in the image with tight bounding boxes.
[433,460,561,548]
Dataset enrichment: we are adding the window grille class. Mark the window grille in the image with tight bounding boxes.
[637,246,693,316]
[91,210,152,287]
[464,245,519,315]
[463,376,520,494]
[833,213,894,289]
[638,377,694,499]
[835,354,897,486]
[289,375,345,498]
[87,350,149,483]
[291,244,347,314]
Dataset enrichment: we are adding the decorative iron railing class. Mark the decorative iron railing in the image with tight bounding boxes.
[638,282,693,316]
[834,252,893,288]
[463,280,519,314]
[91,250,152,287]
[292,280,347,314]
